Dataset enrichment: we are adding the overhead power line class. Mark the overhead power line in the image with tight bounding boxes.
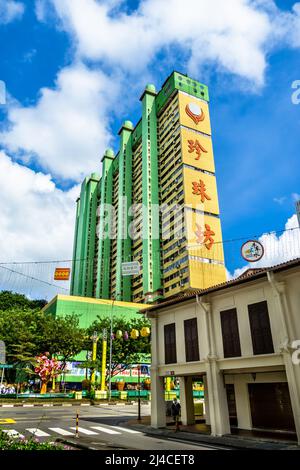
[0,265,69,292]
[0,225,299,266]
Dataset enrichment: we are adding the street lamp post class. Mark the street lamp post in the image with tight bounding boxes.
[138,363,141,421]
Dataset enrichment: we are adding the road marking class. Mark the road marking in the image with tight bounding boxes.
[3,429,24,438]
[2,404,14,408]
[0,418,16,424]
[80,404,90,406]
[42,404,53,407]
[70,427,98,435]
[23,404,34,407]
[113,426,142,434]
[26,428,50,437]
[49,428,74,436]
[90,426,121,435]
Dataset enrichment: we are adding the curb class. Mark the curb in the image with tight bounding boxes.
[55,438,130,451]
[0,401,136,408]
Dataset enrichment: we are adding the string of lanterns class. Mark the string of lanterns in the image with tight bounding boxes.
[111,327,151,340]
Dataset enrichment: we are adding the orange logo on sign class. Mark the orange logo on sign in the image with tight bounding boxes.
[188,139,208,160]
[195,224,215,250]
[192,180,211,203]
[54,268,70,281]
[185,102,205,124]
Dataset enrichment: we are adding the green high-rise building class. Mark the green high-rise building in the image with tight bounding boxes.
[71,71,226,304]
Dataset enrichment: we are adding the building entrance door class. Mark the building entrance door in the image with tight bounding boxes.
[248,382,296,431]
[226,384,237,426]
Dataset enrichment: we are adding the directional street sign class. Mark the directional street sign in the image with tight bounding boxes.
[121,261,140,276]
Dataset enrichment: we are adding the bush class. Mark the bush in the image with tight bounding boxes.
[0,431,72,450]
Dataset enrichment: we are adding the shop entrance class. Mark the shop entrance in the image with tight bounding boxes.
[248,382,296,431]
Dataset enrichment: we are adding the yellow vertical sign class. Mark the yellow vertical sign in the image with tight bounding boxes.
[185,210,225,262]
[178,92,211,135]
[181,127,215,173]
[183,167,220,215]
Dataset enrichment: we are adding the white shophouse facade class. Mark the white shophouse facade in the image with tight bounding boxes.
[145,259,300,444]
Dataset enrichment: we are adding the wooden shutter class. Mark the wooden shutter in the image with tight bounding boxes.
[220,308,241,358]
[184,318,200,362]
[248,301,274,355]
[164,323,177,364]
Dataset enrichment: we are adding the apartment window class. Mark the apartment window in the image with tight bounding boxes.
[220,308,241,358]
[248,301,274,355]
[184,318,200,362]
[164,323,177,364]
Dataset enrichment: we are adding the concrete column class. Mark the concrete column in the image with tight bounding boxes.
[150,315,166,428]
[205,359,230,436]
[203,375,210,425]
[234,378,252,430]
[283,352,300,444]
[151,370,166,428]
[179,376,195,425]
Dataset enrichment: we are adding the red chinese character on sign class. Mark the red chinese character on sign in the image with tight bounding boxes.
[192,180,211,203]
[187,139,207,160]
[195,223,215,250]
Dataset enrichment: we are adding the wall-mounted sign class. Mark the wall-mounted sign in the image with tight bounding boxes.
[185,102,205,124]
[241,240,264,262]
[122,261,140,276]
[54,268,71,281]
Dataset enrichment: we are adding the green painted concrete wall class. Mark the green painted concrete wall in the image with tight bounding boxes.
[44,296,144,329]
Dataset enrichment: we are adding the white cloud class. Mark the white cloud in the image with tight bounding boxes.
[44,0,271,86]
[1,63,116,181]
[230,214,300,279]
[0,151,80,299]
[0,150,79,262]
[35,0,47,22]
[0,0,25,24]
[273,196,287,205]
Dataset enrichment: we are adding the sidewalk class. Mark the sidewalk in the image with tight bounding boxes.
[125,416,300,450]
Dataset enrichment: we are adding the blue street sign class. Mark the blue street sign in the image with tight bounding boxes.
[141,365,149,375]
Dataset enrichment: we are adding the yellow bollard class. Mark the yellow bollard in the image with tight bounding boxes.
[75,410,79,438]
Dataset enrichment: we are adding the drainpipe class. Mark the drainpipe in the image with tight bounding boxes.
[196,295,213,356]
[267,271,290,346]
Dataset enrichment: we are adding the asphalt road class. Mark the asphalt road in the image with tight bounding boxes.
[0,403,221,450]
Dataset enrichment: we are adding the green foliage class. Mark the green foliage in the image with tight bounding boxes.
[0,291,47,311]
[0,307,86,382]
[86,315,151,379]
[0,430,69,450]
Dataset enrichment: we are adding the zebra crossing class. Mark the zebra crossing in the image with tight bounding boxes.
[1,424,142,439]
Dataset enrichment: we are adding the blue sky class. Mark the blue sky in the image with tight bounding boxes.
[0,0,300,296]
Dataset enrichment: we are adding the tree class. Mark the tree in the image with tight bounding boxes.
[0,307,86,384]
[37,314,86,368]
[34,353,64,394]
[0,291,47,311]
[86,316,151,383]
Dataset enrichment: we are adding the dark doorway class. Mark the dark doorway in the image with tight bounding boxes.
[248,382,296,431]
[226,384,237,426]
